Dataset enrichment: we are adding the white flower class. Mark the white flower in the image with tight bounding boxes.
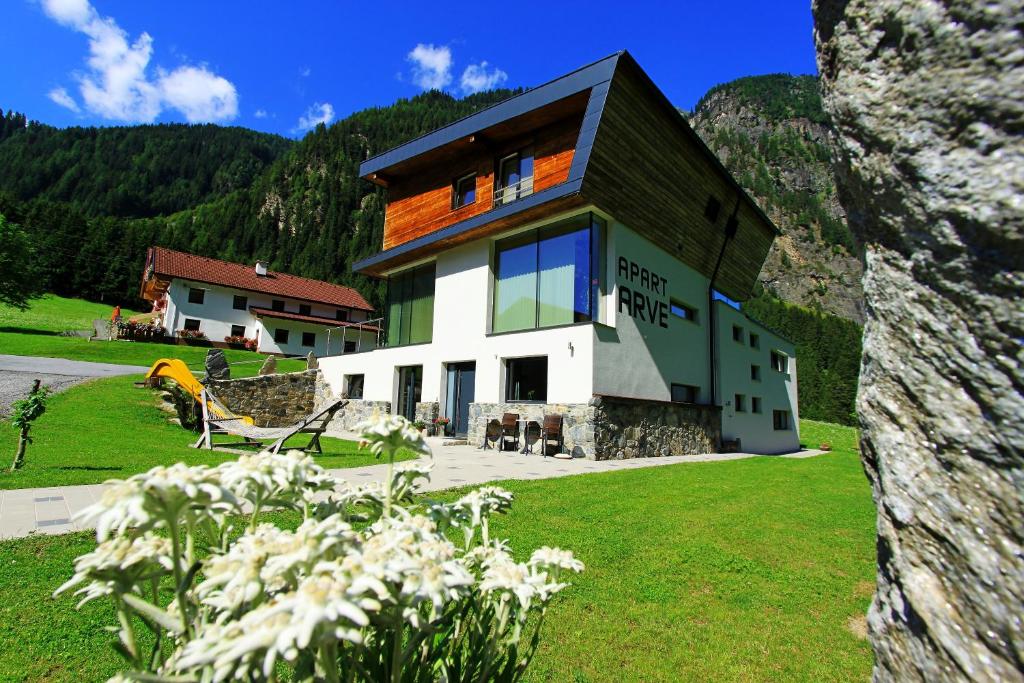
[54,534,174,606]
[453,487,514,527]
[355,412,431,459]
[529,547,585,574]
[480,555,567,611]
[77,463,237,541]
[218,450,335,509]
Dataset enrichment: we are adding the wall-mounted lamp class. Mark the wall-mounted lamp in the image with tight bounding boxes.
[568,341,575,357]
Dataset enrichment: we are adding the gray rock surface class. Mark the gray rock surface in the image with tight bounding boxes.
[257,355,276,376]
[204,349,230,381]
[305,351,318,371]
[813,1,1024,680]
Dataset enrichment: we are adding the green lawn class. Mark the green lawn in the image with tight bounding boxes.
[0,294,304,374]
[0,374,410,489]
[0,420,875,682]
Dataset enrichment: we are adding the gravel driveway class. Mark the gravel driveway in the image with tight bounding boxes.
[0,355,148,415]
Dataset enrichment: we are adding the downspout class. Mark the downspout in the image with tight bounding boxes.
[707,199,741,407]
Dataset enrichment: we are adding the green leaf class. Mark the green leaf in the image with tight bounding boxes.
[121,594,183,635]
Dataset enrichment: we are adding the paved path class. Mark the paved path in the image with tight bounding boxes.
[0,354,148,415]
[0,436,823,539]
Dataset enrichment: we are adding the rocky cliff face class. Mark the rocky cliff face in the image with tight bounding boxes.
[814,0,1024,680]
[689,75,865,323]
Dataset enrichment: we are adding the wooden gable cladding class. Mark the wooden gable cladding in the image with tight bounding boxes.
[381,114,582,251]
[580,59,776,302]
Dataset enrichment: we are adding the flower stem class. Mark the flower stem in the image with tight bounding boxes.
[167,518,193,639]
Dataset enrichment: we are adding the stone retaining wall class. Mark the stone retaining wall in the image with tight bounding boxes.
[325,399,393,434]
[466,396,721,460]
[207,371,317,427]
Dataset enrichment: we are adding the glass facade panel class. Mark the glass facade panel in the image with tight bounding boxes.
[385,263,435,346]
[492,213,603,333]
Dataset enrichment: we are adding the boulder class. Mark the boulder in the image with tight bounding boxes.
[257,355,277,376]
[204,349,230,381]
[813,1,1023,680]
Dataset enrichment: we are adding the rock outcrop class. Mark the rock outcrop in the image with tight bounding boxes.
[203,349,230,381]
[257,355,276,376]
[813,1,1024,680]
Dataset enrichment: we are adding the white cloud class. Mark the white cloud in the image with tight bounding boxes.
[460,61,508,94]
[407,43,452,90]
[295,102,334,131]
[40,0,238,123]
[299,66,311,78]
[48,86,80,112]
[254,109,268,118]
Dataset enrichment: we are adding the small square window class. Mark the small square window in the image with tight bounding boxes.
[735,394,746,412]
[773,410,791,430]
[749,333,760,349]
[345,374,364,399]
[771,351,789,373]
[344,340,357,353]
[452,173,476,209]
[183,318,200,331]
[274,328,289,344]
[233,295,247,310]
[336,309,349,321]
[732,325,744,343]
[271,299,285,312]
[230,324,246,337]
[301,331,316,347]
[505,356,547,402]
[752,397,762,414]
[188,287,205,305]
[751,365,761,381]
[299,304,312,316]
[670,300,697,323]
[671,384,698,403]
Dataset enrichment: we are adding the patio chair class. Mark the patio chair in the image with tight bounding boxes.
[500,413,520,451]
[541,414,564,456]
[524,420,542,454]
[194,389,346,454]
[485,419,502,449]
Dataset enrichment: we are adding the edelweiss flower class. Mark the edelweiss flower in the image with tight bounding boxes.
[529,547,585,574]
[77,463,237,540]
[218,450,335,509]
[355,413,431,459]
[54,534,174,606]
[480,556,562,611]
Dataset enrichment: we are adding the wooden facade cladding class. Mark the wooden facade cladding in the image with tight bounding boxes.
[381,115,582,251]
[580,60,776,302]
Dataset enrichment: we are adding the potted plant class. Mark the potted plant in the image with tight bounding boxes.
[224,335,255,350]
[434,416,451,437]
[413,419,427,433]
[177,328,208,345]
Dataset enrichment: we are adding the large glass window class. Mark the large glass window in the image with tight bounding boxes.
[386,263,435,346]
[495,149,534,207]
[505,356,547,402]
[492,213,604,333]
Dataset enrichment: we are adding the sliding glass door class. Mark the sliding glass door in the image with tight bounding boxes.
[397,365,422,422]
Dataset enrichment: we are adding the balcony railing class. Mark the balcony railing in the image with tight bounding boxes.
[493,176,534,207]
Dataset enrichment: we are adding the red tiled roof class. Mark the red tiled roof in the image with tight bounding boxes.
[250,306,381,332]
[145,247,373,311]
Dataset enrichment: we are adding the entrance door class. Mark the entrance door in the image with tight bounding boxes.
[397,365,422,421]
[445,362,476,437]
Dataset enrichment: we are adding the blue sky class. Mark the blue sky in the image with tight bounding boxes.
[1,1,818,137]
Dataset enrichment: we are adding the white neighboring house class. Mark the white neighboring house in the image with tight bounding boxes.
[139,247,379,357]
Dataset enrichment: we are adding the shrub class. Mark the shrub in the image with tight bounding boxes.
[177,328,207,343]
[223,334,257,351]
[55,414,582,682]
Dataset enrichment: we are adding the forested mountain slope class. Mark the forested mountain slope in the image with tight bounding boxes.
[689,75,865,324]
[0,110,291,218]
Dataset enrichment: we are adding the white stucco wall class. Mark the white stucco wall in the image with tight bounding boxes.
[162,280,374,357]
[715,301,799,453]
[319,224,595,412]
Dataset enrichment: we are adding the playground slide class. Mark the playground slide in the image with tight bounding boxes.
[144,358,252,423]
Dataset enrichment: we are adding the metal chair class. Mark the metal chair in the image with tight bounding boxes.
[524,420,542,454]
[541,414,564,456]
[485,419,501,449]
[500,413,520,451]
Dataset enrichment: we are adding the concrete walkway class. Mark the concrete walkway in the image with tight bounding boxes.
[0,437,823,540]
[0,354,149,415]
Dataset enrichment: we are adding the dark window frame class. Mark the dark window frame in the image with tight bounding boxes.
[773,409,791,430]
[188,287,205,305]
[749,333,760,349]
[273,328,289,344]
[336,309,349,322]
[505,356,548,403]
[385,262,436,347]
[670,383,699,404]
[343,340,357,353]
[771,351,789,374]
[752,397,762,414]
[301,331,316,347]
[298,304,312,316]
[230,324,246,338]
[452,172,477,210]
[670,300,698,323]
[183,318,201,331]
[735,394,746,412]
[732,325,744,343]
[233,294,248,311]
[271,299,285,312]
[751,364,761,381]
[345,374,364,399]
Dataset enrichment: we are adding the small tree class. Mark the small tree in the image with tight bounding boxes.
[10,379,49,471]
[0,213,45,310]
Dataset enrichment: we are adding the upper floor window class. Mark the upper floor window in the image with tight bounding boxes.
[233,295,247,310]
[386,262,435,346]
[732,325,744,343]
[271,299,285,312]
[274,328,289,344]
[492,212,604,333]
[749,332,760,349]
[188,287,205,305]
[336,309,349,322]
[301,331,316,347]
[773,409,791,430]
[771,351,789,373]
[452,173,476,210]
[298,304,312,316]
[670,300,697,323]
[494,149,534,207]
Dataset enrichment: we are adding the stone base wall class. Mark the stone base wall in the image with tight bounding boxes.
[467,402,593,457]
[324,399,393,435]
[590,395,720,460]
[207,370,317,427]
[467,396,721,460]
[414,402,439,429]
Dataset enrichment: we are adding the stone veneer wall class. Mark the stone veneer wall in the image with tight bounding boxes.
[467,396,721,460]
[414,402,439,427]
[207,371,317,428]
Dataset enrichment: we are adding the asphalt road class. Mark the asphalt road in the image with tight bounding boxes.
[0,354,148,415]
